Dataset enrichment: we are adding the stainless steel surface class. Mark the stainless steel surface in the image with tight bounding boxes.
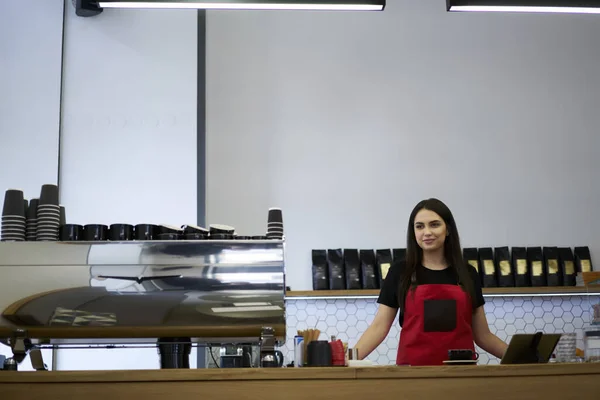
[0,241,286,345]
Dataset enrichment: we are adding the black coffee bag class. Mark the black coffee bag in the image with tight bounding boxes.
[312,249,329,290]
[574,246,593,273]
[327,249,346,290]
[463,248,482,285]
[344,249,362,290]
[558,247,576,287]
[494,247,514,287]
[392,248,406,263]
[360,249,379,289]
[527,247,546,287]
[376,249,393,288]
[543,247,561,287]
[479,247,497,287]
[512,247,530,287]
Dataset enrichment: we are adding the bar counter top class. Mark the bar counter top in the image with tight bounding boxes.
[1,363,598,399]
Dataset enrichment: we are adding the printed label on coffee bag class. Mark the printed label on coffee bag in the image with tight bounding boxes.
[468,260,479,272]
[517,259,527,275]
[500,260,511,276]
[484,260,494,275]
[547,259,559,275]
[532,261,543,277]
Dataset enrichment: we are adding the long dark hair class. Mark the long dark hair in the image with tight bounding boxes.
[397,198,475,311]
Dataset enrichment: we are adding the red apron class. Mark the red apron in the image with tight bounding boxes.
[396,284,475,366]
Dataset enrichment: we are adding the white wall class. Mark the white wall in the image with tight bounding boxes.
[59,3,198,227]
[0,0,64,370]
[0,0,63,199]
[57,1,198,370]
[206,1,600,290]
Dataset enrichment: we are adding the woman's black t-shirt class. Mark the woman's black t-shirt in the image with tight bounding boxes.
[377,260,485,327]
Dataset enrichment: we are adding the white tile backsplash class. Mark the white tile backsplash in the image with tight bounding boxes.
[283,295,599,366]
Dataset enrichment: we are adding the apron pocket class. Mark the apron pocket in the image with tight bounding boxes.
[423,299,457,332]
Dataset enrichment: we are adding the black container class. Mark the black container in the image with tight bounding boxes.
[543,247,561,287]
[511,247,530,287]
[2,189,25,217]
[527,247,546,287]
[210,233,234,240]
[376,249,393,288]
[479,248,497,288]
[158,233,181,240]
[494,247,514,287]
[26,198,39,220]
[307,341,332,367]
[157,338,191,369]
[327,249,345,290]
[558,247,576,287]
[158,225,182,235]
[109,224,134,241]
[39,184,59,206]
[60,206,66,226]
[220,355,243,368]
[312,249,329,290]
[574,246,593,273]
[360,249,379,290]
[83,224,108,241]
[343,249,361,290]
[185,233,208,240]
[135,224,157,240]
[60,224,84,241]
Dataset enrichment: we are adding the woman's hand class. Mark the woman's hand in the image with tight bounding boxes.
[355,304,398,360]
[472,306,508,359]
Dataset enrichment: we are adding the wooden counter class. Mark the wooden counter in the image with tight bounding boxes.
[0,364,598,399]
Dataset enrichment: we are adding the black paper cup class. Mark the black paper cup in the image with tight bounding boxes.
[158,233,181,240]
[27,199,39,220]
[209,224,235,235]
[2,189,25,217]
[84,224,108,241]
[268,208,283,223]
[39,184,59,206]
[135,224,157,240]
[158,225,182,235]
[210,233,234,240]
[60,224,84,241]
[182,225,209,235]
[184,233,207,240]
[109,224,134,241]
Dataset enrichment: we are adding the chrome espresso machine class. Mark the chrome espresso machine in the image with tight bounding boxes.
[0,240,286,370]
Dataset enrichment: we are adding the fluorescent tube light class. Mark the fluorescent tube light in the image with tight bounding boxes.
[96,0,385,11]
[447,1,600,14]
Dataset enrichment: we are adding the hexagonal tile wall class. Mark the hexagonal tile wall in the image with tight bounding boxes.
[283,295,599,366]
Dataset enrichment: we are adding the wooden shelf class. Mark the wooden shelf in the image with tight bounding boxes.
[286,286,600,299]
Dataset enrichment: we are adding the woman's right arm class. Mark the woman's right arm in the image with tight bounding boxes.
[355,304,398,360]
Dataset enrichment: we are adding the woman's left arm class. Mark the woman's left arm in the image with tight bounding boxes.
[472,306,508,359]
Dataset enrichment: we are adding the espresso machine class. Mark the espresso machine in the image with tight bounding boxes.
[0,240,286,370]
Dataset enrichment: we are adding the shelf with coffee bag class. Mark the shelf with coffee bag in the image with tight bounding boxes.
[299,245,596,299]
[311,248,406,292]
[462,245,592,289]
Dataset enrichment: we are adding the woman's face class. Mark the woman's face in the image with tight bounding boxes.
[414,208,448,252]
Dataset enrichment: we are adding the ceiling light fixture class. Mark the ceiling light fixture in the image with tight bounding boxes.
[447,0,600,14]
[74,0,385,16]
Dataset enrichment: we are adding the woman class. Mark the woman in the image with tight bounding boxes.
[356,198,507,366]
